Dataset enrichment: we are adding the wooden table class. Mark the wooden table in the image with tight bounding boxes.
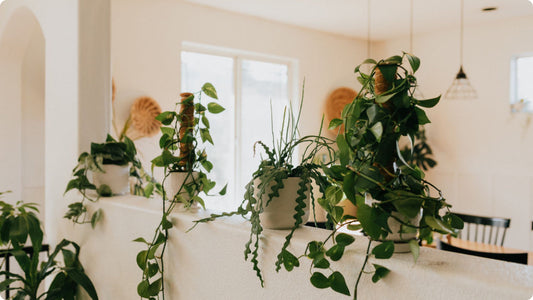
[429,236,533,265]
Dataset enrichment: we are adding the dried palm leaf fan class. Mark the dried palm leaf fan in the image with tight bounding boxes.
[325,87,357,132]
[125,96,162,140]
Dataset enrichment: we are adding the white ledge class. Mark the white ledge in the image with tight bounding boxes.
[59,195,533,299]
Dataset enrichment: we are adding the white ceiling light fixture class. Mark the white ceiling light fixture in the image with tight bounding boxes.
[445,0,477,100]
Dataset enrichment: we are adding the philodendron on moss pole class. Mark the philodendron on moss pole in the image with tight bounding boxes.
[192,91,335,287]
[283,53,463,299]
[135,83,226,299]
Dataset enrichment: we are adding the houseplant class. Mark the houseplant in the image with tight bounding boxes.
[192,91,335,287]
[135,83,226,299]
[64,134,145,228]
[281,53,463,299]
[0,191,98,299]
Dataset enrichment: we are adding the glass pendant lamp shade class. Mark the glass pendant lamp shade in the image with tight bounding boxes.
[445,65,477,99]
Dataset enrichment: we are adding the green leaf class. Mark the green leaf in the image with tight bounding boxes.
[192,196,206,209]
[372,241,394,259]
[356,204,383,240]
[329,271,350,296]
[446,213,464,230]
[161,217,173,230]
[409,239,420,262]
[384,55,402,64]
[335,233,355,246]
[219,184,227,196]
[202,83,218,99]
[144,182,154,198]
[201,160,213,172]
[133,237,150,245]
[281,250,300,272]
[207,102,225,114]
[136,250,148,269]
[325,244,345,261]
[342,172,356,203]
[201,115,210,128]
[336,134,350,167]
[416,96,440,108]
[156,111,175,125]
[369,122,383,142]
[328,118,343,130]
[313,257,330,269]
[66,268,99,300]
[406,54,421,73]
[310,272,330,289]
[90,209,103,229]
[375,93,396,104]
[137,280,150,297]
[146,263,159,278]
[391,197,422,219]
[372,264,390,283]
[424,215,454,234]
[414,107,431,125]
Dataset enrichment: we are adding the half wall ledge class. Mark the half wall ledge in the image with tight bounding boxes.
[59,195,533,299]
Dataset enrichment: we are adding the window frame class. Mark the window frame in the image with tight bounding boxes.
[510,53,533,113]
[180,42,299,208]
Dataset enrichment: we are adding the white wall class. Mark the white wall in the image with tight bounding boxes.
[111,0,367,171]
[376,16,533,251]
[21,25,45,222]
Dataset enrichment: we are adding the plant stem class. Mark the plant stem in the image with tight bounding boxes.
[353,238,372,300]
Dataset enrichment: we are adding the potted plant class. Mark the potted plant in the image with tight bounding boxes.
[64,134,147,228]
[281,53,464,299]
[0,191,98,299]
[192,91,335,287]
[134,83,226,299]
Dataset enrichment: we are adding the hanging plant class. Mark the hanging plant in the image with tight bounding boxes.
[281,53,463,299]
[134,83,226,299]
[191,87,335,287]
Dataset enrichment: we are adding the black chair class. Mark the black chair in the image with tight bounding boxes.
[436,239,528,265]
[453,213,510,246]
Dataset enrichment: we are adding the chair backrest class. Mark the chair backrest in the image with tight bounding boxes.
[454,212,510,246]
[436,239,528,265]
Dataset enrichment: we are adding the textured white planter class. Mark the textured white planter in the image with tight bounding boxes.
[256,177,310,230]
[92,164,130,195]
[365,194,420,253]
[164,171,199,208]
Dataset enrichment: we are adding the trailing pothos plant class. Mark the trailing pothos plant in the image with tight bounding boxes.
[134,83,226,299]
[191,91,335,287]
[283,53,463,299]
[64,134,160,228]
[0,191,98,299]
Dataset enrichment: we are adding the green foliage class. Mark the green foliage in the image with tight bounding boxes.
[295,53,463,299]
[0,193,97,300]
[192,85,336,287]
[136,83,225,300]
[64,134,161,228]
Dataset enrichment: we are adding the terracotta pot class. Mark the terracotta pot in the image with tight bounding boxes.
[92,164,130,195]
[255,177,310,230]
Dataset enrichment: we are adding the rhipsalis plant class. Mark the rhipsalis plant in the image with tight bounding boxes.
[135,83,226,299]
[192,88,335,287]
[0,191,98,299]
[287,53,463,299]
[64,134,157,228]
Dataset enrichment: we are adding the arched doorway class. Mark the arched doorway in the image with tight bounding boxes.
[0,7,46,225]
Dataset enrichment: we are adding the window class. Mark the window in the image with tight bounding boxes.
[511,55,533,113]
[181,44,296,211]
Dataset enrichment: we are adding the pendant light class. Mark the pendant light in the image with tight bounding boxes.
[410,0,424,99]
[445,0,477,100]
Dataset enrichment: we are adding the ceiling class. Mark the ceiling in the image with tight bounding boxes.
[185,0,533,41]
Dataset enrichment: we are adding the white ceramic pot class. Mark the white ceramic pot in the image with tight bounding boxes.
[255,177,311,230]
[92,164,130,195]
[365,193,420,253]
[164,171,199,207]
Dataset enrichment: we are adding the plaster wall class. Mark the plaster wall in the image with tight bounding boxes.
[111,0,366,174]
[374,16,533,251]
